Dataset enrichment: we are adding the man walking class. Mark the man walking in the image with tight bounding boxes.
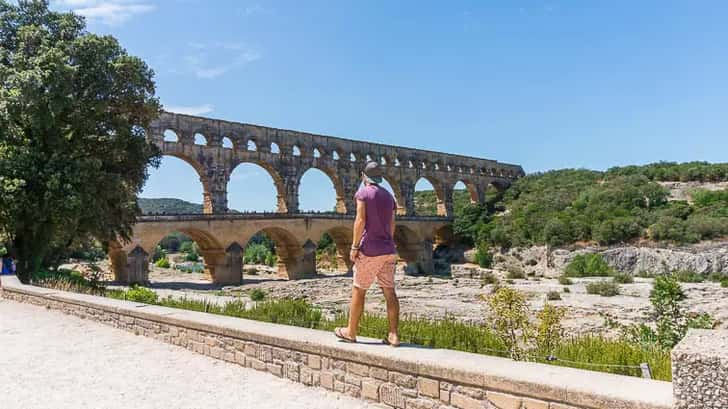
[335,161,400,346]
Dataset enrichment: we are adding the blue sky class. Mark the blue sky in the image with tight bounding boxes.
[52,1,728,211]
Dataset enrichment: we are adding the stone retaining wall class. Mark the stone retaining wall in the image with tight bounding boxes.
[0,277,672,409]
[672,329,728,409]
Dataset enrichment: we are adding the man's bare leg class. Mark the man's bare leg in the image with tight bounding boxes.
[345,286,367,339]
[381,287,400,345]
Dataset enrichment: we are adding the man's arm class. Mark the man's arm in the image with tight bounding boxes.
[390,210,396,239]
[350,199,366,261]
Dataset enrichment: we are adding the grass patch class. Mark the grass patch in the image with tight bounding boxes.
[250,288,266,301]
[612,272,635,284]
[673,270,704,283]
[564,253,614,277]
[586,280,620,297]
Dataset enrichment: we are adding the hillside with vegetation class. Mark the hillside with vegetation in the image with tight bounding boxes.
[138,198,204,215]
[433,161,728,249]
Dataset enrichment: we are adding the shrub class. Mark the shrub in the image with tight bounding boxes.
[155,257,171,268]
[687,313,715,330]
[481,271,499,285]
[546,291,562,301]
[586,280,620,297]
[536,304,566,355]
[124,286,159,304]
[722,279,728,288]
[636,270,657,278]
[563,287,570,293]
[612,272,634,284]
[487,287,531,360]
[185,248,200,262]
[151,245,166,263]
[250,288,266,301]
[650,275,687,348]
[474,242,493,268]
[673,270,704,283]
[558,276,573,285]
[564,253,614,277]
[245,243,274,265]
[506,265,525,279]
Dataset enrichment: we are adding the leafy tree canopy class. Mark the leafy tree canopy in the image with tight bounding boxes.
[0,1,160,281]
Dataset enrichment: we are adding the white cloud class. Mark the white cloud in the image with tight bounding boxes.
[183,43,261,79]
[54,1,155,26]
[163,104,214,116]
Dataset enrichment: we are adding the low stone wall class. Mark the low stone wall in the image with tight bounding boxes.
[672,329,728,409]
[0,276,672,409]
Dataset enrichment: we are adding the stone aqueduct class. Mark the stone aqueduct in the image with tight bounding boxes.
[109,112,524,284]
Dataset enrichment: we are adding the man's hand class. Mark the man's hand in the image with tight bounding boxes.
[350,248,360,263]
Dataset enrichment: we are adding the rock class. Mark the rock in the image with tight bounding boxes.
[463,249,477,264]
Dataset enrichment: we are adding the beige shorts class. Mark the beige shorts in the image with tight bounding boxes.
[353,253,397,290]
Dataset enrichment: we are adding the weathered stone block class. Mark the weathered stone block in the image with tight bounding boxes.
[370,366,388,381]
[389,371,417,389]
[380,383,407,409]
[307,354,321,370]
[521,397,549,409]
[417,377,439,398]
[283,361,300,382]
[345,373,363,387]
[405,397,438,409]
[234,352,246,366]
[320,371,335,390]
[347,361,370,377]
[486,391,521,409]
[266,362,283,377]
[450,392,482,409]
[672,329,728,409]
[454,386,484,400]
[362,380,382,401]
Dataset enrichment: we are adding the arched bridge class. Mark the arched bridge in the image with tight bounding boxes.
[110,112,524,285]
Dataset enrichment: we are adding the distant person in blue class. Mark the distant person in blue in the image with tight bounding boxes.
[1,255,15,276]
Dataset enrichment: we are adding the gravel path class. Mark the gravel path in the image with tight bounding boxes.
[0,299,374,409]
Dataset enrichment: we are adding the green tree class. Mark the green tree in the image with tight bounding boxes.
[0,1,160,281]
[488,287,531,360]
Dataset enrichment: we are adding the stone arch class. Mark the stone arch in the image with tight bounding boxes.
[394,224,433,275]
[454,179,480,204]
[298,165,347,213]
[193,133,207,146]
[414,176,447,217]
[222,137,234,149]
[229,160,288,213]
[322,225,355,272]
[246,226,305,279]
[247,139,258,151]
[381,176,406,216]
[331,150,340,161]
[293,145,302,156]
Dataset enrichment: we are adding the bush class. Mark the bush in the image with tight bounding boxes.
[506,265,525,279]
[481,272,499,285]
[535,304,566,354]
[185,247,200,262]
[558,276,573,285]
[586,280,620,297]
[155,257,171,268]
[124,286,159,304]
[722,279,728,288]
[650,275,687,348]
[487,287,531,360]
[474,242,493,268]
[636,270,657,278]
[563,287,571,293]
[546,291,562,301]
[687,313,715,330]
[673,270,704,283]
[245,243,274,265]
[612,272,634,284]
[564,253,613,277]
[250,288,266,301]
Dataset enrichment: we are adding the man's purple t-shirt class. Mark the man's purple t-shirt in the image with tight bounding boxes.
[355,184,397,257]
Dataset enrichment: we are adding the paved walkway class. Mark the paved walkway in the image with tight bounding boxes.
[0,299,374,409]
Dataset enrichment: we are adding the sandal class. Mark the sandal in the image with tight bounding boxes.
[334,327,357,343]
[382,334,401,347]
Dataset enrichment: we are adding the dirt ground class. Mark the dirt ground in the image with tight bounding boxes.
[98,262,728,337]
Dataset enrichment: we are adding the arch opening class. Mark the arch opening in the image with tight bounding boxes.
[313,148,322,158]
[194,133,207,146]
[163,130,178,142]
[222,137,234,149]
[332,150,340,161]
[244,227,304,279]
[228,162,286,213]
[293,145,301,156]
[247,140,258,151]
[148,228,226,284]
[140,155,209,213]
[315,226,354,274]
[299,167,345,213]
[414,177,445,216]
[271,142,280,154]
[454,180,479,207]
